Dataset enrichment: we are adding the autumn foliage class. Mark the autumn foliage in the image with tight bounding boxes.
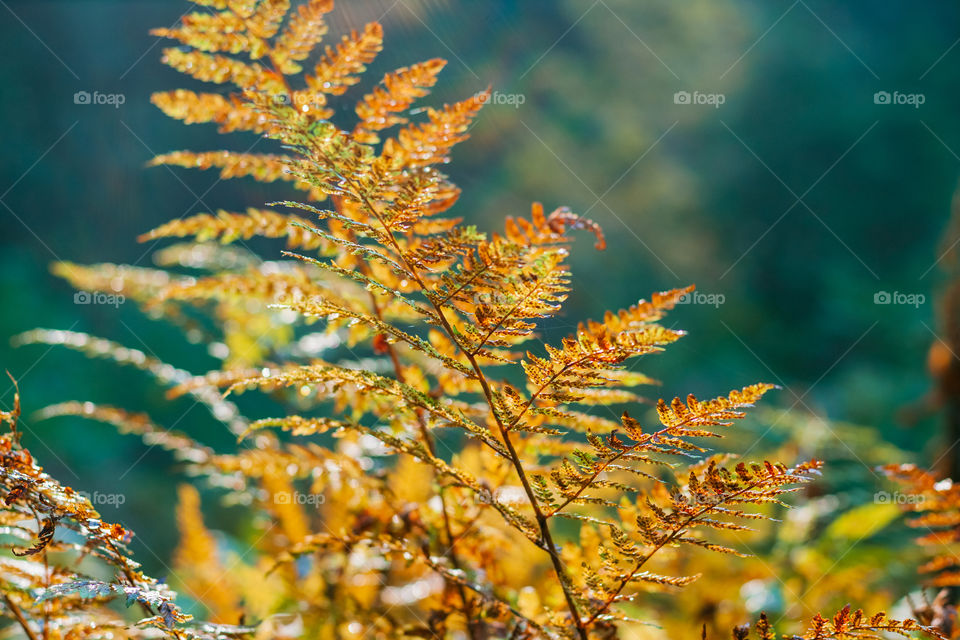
[0,1,953,639]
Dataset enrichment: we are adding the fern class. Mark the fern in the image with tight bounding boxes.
[883,463,960,587]
[729,607,946,640]
[2,1,945,639]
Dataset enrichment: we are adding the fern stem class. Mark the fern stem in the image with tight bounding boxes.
[399,244,589,639]
[417,267,588,638]
[356,253,479,638]
[3,594,40,640]
[317,148,588,639]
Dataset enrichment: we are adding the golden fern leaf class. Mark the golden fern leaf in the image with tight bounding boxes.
[228,0,257,17]
[138,207,333,251]
[37,402,213,463]
[544,384,779,518]
[151,267,330,311]
[381,91,488,169]
[150,150,294,183]
[245,0,289,39]
[152,13,267,58]
[461,249,570,354]
[160,48,283,91]
[656,382,778,432]
[578,459,821,625]
[520,287,691,410]
[48,261,183,301]
[353,59,447,143]
[792,605,946,640]
[151,89,274,135]
[503,202,606,250]
[271,0,333,73]
[882,463,960,586]
[306,22,383,96]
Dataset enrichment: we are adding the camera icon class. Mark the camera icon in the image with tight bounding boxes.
[272,93,290,105]
[676,292,693,304]
[73,291,91,304]
[873,491,889,504]
[73,91,91,105]
[274,492,291,504]
[873,91,891,105]
[873,291,891,305]
[673,91,691,105]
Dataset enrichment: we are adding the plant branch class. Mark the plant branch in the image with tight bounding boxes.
[3,594,40,640]
[583,476,780,626]
[315,148,588,639]
[352,244,478,638]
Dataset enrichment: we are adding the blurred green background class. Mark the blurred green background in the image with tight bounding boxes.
[1,0,959,576]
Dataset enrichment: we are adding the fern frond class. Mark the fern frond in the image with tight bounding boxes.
[49,261,183,301]
[521,287,691,408]
[544,384,777,518]
[138,207,333,250]
[31,2,888,637]
[224,364,502,450]
[581,459,821,624]
[0,387,191,634]
[271,0,333,73]
[790,605,947,640]
[245,0,289,39]
[152,15,267,58]
[461,250,570,354]
[149,150,314,193]
[160,48,283,91]
[37,402,213,463]
[381,91,488,169]
[353,59,447,144]
[306,22,383,96]
[16,330,247,434]
[882,463,960,586]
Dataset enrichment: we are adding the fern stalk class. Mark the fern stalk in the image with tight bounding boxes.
[311,139,591,638]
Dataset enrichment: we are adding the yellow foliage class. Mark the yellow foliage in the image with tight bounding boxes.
[4,2,948,640]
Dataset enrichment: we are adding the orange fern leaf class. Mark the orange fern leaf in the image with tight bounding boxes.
[354,59,447,143]
[307,22,384,96]
[272,0,334,73]
[382,90,488,169]
[138,207,332,250]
